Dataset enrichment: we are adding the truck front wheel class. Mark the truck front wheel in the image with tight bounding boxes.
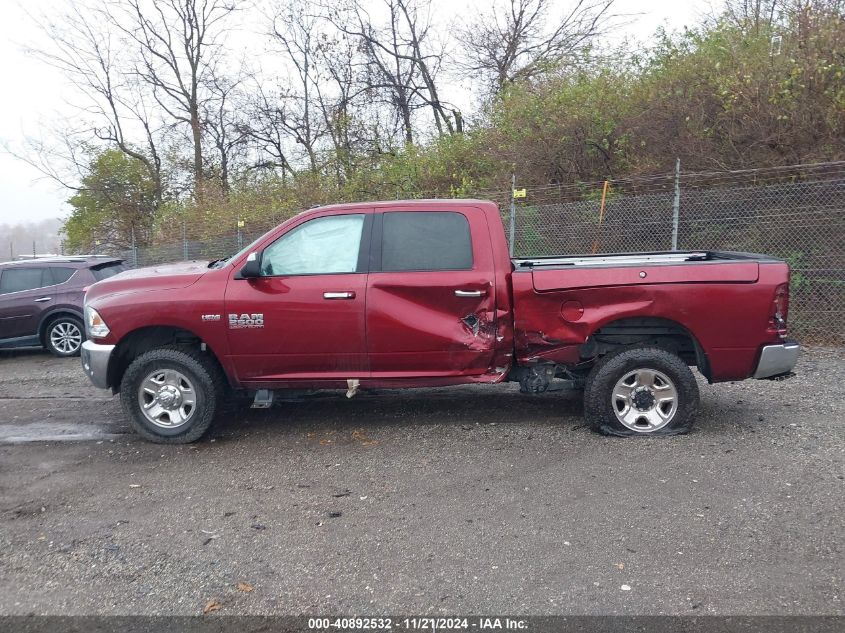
[584,347,699,436]
[120,346,224,444]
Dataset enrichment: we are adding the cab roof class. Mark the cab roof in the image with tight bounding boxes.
[312,199,497,212]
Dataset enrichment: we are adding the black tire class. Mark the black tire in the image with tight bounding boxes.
[44,315,85,357]
[120,346,225,444]
[583,347,699,437]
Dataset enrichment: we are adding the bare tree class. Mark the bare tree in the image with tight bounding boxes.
[266,0,330,171]
[311,29,378,183]
[245,81,296,177]
[330,0,423,144]
[313,31,360,182]
[394,0,458,135]
[21,2,164,203]
[107,0,238,196]
[203,70,250,195]
[327,0,460,143]
[720,0,781,33]
[457,0,617,94]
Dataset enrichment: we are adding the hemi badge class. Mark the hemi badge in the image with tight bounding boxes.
[201,314,221,321]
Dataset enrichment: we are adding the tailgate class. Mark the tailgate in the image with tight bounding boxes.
[532,262,759,291]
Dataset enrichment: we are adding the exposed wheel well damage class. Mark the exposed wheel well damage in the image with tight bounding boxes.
[107,326,227,393]
[580,317,711,381]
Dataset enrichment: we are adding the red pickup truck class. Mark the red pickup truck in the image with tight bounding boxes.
[80,199,799,443]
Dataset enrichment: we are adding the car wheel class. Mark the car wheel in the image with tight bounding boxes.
[120,346,225,444]
[584,347,700,436]
[45,316,85,357]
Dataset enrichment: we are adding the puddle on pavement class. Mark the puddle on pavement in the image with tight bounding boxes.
[0,422,127,444]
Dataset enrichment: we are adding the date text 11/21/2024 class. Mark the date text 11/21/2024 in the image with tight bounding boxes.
[307,616,528,630]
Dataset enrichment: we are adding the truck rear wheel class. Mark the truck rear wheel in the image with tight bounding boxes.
[583,347,699,436]
[120,346,224,444]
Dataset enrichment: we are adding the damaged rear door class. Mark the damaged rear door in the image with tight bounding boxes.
[366,208,498,377]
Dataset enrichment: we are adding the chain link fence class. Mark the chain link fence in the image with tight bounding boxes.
[509,162,845,344]
[119,161,845,345]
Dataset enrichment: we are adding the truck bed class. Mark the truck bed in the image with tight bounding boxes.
[509,249,791,381]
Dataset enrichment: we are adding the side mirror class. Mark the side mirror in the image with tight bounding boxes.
[237,251,262,279]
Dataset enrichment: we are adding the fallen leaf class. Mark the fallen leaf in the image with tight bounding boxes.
[352,430,379,446]
[203,599,222,614]
[236,582,254,593]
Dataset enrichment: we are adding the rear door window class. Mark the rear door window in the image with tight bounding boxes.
[0,268,47,294]
[380,211,473,272]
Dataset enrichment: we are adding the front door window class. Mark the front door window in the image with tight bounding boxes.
[261,214,365,276]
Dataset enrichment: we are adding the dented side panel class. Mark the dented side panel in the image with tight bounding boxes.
[366,203,505,379]
[512,262,790,381]
[367,273,498,375]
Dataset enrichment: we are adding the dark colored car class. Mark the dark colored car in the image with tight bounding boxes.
[0,256,126,357]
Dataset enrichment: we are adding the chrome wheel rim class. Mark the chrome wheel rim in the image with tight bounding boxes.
[612,368,678,433]
[138,369,197,429]
[50,321,83,354]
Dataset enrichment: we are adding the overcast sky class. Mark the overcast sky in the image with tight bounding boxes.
[0,0,711,226]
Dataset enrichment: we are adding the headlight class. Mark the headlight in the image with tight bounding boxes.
[85,306,110,338]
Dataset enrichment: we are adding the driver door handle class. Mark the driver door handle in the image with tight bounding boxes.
[34,297,52,303]
[454,289,485,297]
[323,291,356,300]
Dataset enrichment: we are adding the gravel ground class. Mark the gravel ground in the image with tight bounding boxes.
[0,346,842,616]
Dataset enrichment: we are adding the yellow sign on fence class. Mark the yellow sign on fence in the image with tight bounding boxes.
[237,220,245,228]
[513,188,527,199]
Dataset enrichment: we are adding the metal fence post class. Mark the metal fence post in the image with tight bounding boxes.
[591,180,610,254]
[131,227,138,268]
[509,173,516,257]
[671,158,681,250]
[182,219,188,260]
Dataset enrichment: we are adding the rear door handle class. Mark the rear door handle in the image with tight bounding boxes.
[454,290,485,297]
[323,291,356,300]
[34,297,52,303]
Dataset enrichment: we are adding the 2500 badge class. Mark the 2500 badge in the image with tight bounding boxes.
[228,313,264,329]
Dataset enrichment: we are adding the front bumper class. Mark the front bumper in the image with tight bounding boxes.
[753,340,800,379]
[81,340,115,389]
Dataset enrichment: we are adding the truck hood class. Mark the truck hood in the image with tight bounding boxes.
[86,260,210,301]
